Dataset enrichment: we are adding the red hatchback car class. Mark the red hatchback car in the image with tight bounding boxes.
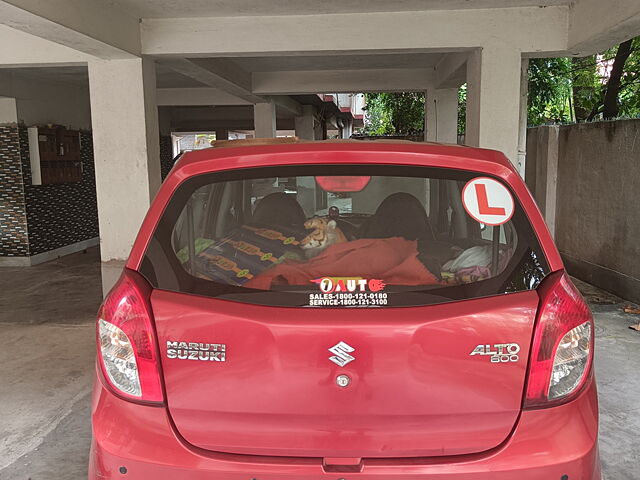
[89,141,600,479]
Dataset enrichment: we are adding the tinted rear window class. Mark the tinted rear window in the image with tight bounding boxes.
[140,165,549,307]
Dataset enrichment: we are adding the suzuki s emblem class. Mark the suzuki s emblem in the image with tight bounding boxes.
[328,341,355,367]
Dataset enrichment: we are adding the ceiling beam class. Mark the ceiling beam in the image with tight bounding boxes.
[160,57,265,104]
[252,68,433,95]
[156,87,251,106]
[266,95,302,117]
[434,52,468,89]
[142,7,568,57]
[170,118,296,132]
[0,25,92,65]
[167,107,297,132]
[0,0,140,59]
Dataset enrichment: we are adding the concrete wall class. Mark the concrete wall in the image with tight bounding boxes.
[526,120,640,302]
[0,71,91,130]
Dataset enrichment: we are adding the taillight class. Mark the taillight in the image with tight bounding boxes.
[96,269,164,404]
[524,272,594,409]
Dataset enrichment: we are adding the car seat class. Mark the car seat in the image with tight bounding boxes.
[252,192,306,228]
[361,192,436,242]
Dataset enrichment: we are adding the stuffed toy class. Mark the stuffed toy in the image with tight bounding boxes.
[300,216,348,258]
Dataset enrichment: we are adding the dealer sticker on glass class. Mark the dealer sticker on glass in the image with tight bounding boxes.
[308,277,388,306]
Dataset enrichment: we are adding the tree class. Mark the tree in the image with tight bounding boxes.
[363,92,425,135]
[528,58,573,125]
[566,38,640,121]
[523,37,640,124]
[617,38,640,117]
[361,94,392,135]
[457,84,467,136]
[571,56,598,122]
[362,36,640,136]
[602,39,634,119]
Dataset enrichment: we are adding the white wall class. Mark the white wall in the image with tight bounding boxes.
[0,70,91,129]
[0,96,17,123]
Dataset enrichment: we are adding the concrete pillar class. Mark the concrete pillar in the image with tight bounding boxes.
[315,117,326,141]
[253,100,276,138]
[216,129,229,140]
[517,59,529,177]
[88,57,161,292]
[465,45,523,167]
[425,87,459,144]
[534,125,559,239]
[341,118,353,139]
[294,105,315,140]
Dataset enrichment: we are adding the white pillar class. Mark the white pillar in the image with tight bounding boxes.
[294,105,315,140]
[314,117,325,140]
[88,57,161,268]
[254,100,276,138]
[517,58,529,176]
[341,118,353,139]
[534,125,559,239]
[425,87,459,144]
[465,45,523,166]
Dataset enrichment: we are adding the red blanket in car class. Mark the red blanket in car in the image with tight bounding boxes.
[245,237,440,290]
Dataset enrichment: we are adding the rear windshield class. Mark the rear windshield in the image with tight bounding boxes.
[140,165,549,307]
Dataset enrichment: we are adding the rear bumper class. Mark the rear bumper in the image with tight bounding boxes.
[89,377,601,480]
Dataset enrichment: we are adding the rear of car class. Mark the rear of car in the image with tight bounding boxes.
[89,142,600,479]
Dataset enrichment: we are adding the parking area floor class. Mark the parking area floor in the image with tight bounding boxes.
[0,248,638,479]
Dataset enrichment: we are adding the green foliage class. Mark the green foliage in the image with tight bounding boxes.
[528,37,640,124]
[362,36,640,136]
[361,94,392,135]
[570,56,599,121]
[458,84,467,136]
[611,38,640,117]
[528,58,573,125]
[363,92,425,135]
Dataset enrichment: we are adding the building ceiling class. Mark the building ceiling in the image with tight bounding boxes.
[3,66,89,86]
[230,52,444,72]
[1,65,209,89]
[1,50,443,89]
[111,0,572,19]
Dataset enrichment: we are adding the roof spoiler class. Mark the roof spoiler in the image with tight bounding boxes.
[211,137,300,148]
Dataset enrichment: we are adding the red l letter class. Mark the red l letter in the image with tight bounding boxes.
[475,184,505,216]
